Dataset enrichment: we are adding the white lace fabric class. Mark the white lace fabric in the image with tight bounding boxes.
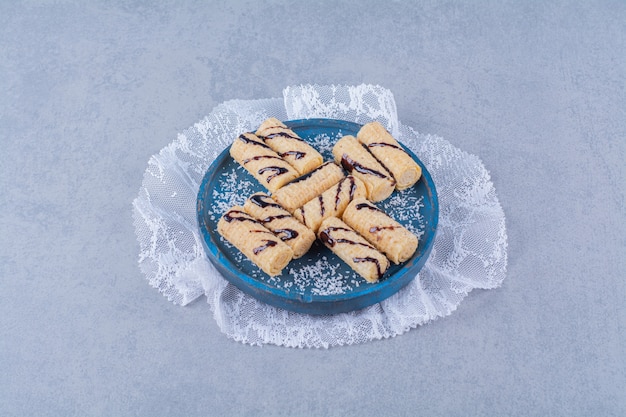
[132,84,508,348]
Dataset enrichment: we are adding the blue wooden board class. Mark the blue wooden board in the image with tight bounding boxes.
[196,118,438,315]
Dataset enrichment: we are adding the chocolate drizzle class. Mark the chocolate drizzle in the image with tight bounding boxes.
[249,194,282,209]
[340,154,388,179]
[288,161,332,185]
[260,214,291,224]
[237,134,271,149]
[250,229,275,235]
[355,202,384,213]
[299,206,307,226]
[242,155,283,164]
[369,225,400,233]
[258,166,289,183]
[318,195,325,216]
[263,130,304,142]
[353,256,385,279]
[252,239,278,255]
[273,228,299,241]
[318,227,375,250]
[279,150,306,160]
[349,177,357,200]
[223,210,260,225]
[335,176,357,210]
[367,142,407,153]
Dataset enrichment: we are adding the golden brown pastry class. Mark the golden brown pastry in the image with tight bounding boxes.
[293,175,367,233]
[217,206,293,276]
[342,197,418,264]
[357,121,421,190]
[255,117,324,175]
[317,216,390,283]
[243,193,316,258]
[332,135,395,202]
[230,132,299,192]
[271,161,344,213]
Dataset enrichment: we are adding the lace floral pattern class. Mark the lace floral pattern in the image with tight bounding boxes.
[132,84,508,348]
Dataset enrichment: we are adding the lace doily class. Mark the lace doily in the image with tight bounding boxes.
[132,84,508,348]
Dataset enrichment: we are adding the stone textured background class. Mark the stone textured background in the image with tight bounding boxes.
[1,1,624,416]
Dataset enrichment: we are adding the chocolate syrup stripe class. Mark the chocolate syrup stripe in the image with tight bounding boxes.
[242,155,284,164]
[367,141,409,154]
[279,150,306,160]
[260,214,291,224]
[237,133,272,149]
[249,194,283,209]
[272,228,299,241]
[287,161,334,185]
[369,225,401,233]
[353,256,385,279]
[260,129,305,142]
[258,166,289,183]
[299,205,307,226]
[250,230,276,235]
[355,202,385,213]
[340,154,391,180]
[334,176,357,211]
[252,239,278,255]
[318,226,376,250]
[354,201,400,234]
[223,209,263,225]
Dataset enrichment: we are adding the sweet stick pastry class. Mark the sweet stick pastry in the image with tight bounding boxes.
[293,175,367,233]
[255,117,324,175]
[230,132,299,192]
[243,193,316,259]
[332,135,396,202]
[357,121,422,190]
[217,206,293,276]
[342,197,418,264]
[271,161,345,213]
[317,216,390,283]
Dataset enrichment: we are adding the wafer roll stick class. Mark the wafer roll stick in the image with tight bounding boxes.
[332,135,396,202]
[230,133,299,192]
[293,175,367,233]
[217,206,293,276]
[357,122,422,190]
[317,216,390,283]
[342,198,418,264]
[255,117,324,175]
[272,162,344,213]
[243,193,316,258]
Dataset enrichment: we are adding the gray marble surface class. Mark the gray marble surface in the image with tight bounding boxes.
[1,1,625,416]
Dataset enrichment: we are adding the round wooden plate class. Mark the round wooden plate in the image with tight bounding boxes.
[197,118,438,315]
